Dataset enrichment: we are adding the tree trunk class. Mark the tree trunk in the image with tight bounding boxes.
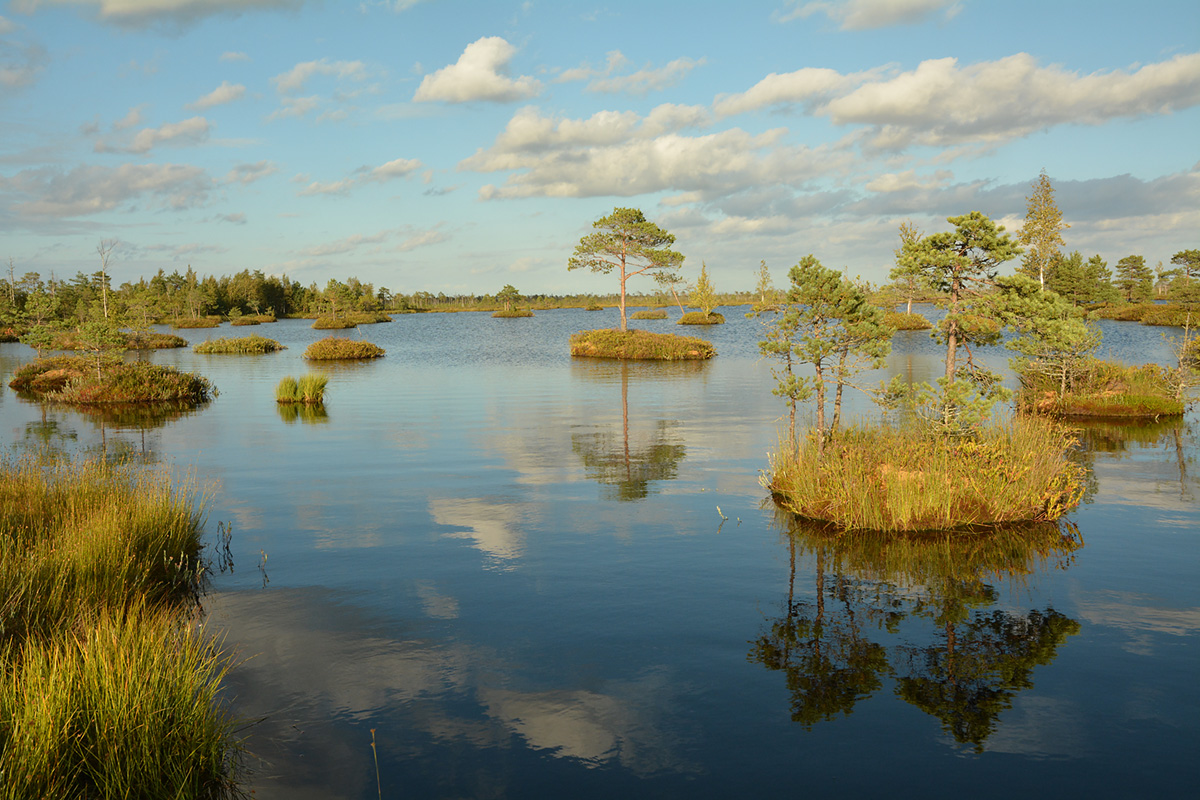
[814,361,826,457]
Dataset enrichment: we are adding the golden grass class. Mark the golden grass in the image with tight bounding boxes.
[570,328,716,360]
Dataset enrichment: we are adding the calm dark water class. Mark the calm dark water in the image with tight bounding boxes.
[1,306,1197,798]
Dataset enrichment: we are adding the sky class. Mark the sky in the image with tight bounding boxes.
[0,0,1197,296]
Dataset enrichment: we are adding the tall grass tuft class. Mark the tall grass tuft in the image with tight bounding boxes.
[570,328,715,360]
[303,337,385,360]
[194,335,286,354]
[1017,359,1185,418]
[767,420,1085,532]
[276,373,328,404]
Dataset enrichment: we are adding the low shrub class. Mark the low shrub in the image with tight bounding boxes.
[586,304,604,311]
[884,311,932,331]
[678,311,725,325]
[194,335,286,354]
[1091,303,1155,321]
[303,337,385,360]
[570,328,715,360]
[276,373,328,404]
[312,316,356,330]
[1140,304,1199,327]
[9,358,215,405]
[492,308,534,318]
[1017,359,1185,418]
[767,420,1085,532]
[171,317,221,329]
[630,309,668,320]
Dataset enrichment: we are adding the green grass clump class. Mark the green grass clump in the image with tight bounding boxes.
[678,311,725,325]
[171,317,221,329]
[303,337,385,360]
[570,328,715,360]
[586,303,604,310]
[344,311,392,324]
[1017,359,1185,418]
[194,335,286,354]
[767,420,1085,532]
[0,458,242,796]
[311,316,357,329]
[126,332,189,349]
[884,311,933,331]
[9,358,215,405]
[1091,303,1155,321]
[229,317,259,326]
[1140,304,1198,327]
[492,308,534,318]
[276,373,328,404]
[630,309,668,320]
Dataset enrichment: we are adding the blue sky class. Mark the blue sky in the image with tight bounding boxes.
[1,0,1197,296]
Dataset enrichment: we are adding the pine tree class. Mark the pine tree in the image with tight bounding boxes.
[1017,171,1069,290]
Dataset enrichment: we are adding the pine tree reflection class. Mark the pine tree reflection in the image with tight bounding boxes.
[571,361,686,501]
[751,514,1083,749]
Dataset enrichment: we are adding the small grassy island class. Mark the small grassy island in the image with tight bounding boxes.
[883,310,933,330]
[9,356,215,405]
[303,337,385,360]
[570,328,715,360]
[678,311,725,325]
[194,335,286,354]
[171,316,221,329]
[0,458,242,796]
[492,308,534,318]
[1017,361,1187,418]
[630,309,667,320]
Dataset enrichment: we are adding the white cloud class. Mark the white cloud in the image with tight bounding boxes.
[714,66,883,117]
[188,80,245,109]
[364,157,423,182]
[219,50,249,62]
[267,95,318,120]
[557,50,628,84]
[111,104,146,130]
[223,160,277,185]
[395,228,448,252]
[272,58,366,94]
[779,0,962,30]
[2,162,211,216]
[12,0,307,28]
[864,169,952,192]
[297,178,355,197]
[217,211,246,224]
[95,116,210,154]
[413,36,541,103]
[297,156,423,197]
[558,50,704,95]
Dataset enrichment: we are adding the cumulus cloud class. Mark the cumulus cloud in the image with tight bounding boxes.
[223,160,277,185]
[779,0,962,30]
[2,162,211,216]
[461,104,848,200]
[95,116,210,154]
[714,66,884,117]
[362,157,422,182]
[111,104,146,130]
[296,156,423,197]
[297,178,355,197]
[272,58,366,94]
[413,36,541,103]
[188,80,245,109]
[558,50,704,95]
[219,50,249,62]
[12,0,307,29]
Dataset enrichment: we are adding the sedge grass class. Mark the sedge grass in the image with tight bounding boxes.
[311,316,357,330]
[1017,359,1185,418]
[678,311,726,325]
[1091,303,1155,321]
[492,308,534,318]
[767,420,1086,532]
[630,309,668,320]
[171,317,221,329]
[1140,304,1198,327]
[303,337,385,360]
[570,328,715,360]
[125,332,189,349]
[276,373,328,404]
[9,358,215,405]
[194,335,286,354]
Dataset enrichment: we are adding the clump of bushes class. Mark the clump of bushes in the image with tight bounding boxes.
[0,457,242,796]
[1091,303,1155,321]
[171,317,221,329]
[312,316,356,330]
[1140,304,1198,327]
[630,309,668,320]
[9,358,215,405]
[678,311,725,325]
[570,328,715,360]
[586,303,604,311]
[345,311,392,325]
[125,332,189,349]
[232,313,276,326]
[884,311,933,331]
[303,337,385,360]
[276,373,328,404]
[194,335,286,354]
[1017,359,1185,418]
[767,420,1085,532]
[492,308,534,318]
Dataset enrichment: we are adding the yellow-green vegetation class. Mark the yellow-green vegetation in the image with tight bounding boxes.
[194,335,286,354]
[586,303,604,310]
[345,311,392,325]
[883,310,932,331]
[0,458,242,797]
[229,317,260,326]
[767,420,1085,532]
[1017,360,1186,418]
[311,315,356,329]
[126,331,189,349]
[276,373,328,404]
[570,328,715,360]
[492,308,534,318]
[1091,303,1155,321]
[630,309,667,320]
[171,317,221,329]
[9,357,215,405]
[678,311,725,325]
[1140,304,1198,327]
[303,337,385,360]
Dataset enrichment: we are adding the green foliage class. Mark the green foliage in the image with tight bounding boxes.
[1046,251,1120,306]
[126,332,189,350]
[883,311,932,331]
[1170,248,1200,280]
[1016,171,1068,288]
[194,335,286,354]
[312,315,356,329]
[171,317,220,329]
[888,220,935,313]
[1140,304,1199,327]
[496,284,521,311]
[568,207,684,331]
[691,261,717,315]
[1091,302,1155,321]
[56,362,215,405]
[303,337,385,360]
[678,310,725,325]
[630,309,667,320]
[492,308,534,318]
[1017,360,1186,418]
[766,420,1086,531]
[569,328,715,360]
[276,373,329,404]
[881,376,1011,436]
[75,309,127,380]
[1114,254,1154,302]
[751,259,778,312]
